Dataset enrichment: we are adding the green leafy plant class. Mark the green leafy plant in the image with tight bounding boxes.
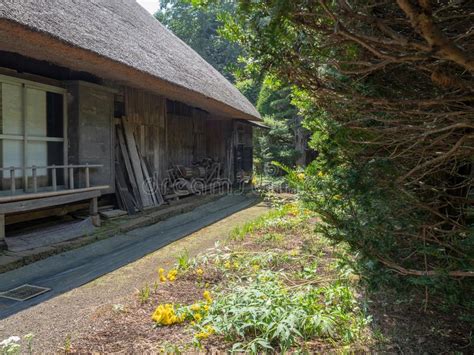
[1,337,21,355]
[200,271,368,353]
[138,284,151,304]
[176,249,191,271]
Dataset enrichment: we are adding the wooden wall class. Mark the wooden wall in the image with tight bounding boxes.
[68,81,115,193]
[167,109,207,167]
[124,87,167,179]
[123,88,254,184]
[206,119,234,179]
[124,89,211,179]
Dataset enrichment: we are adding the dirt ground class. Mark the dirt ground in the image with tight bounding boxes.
[0,202,270,353]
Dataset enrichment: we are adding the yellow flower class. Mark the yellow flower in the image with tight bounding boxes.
[167,269,178,282]
[224,261,231,269]
[297,172,305,181]
[193,313,203,322]
[190,303,201,312]
[318,171,325,178]
[289,249,299,256]
[196,331,209,340]
[158,268,167,282]
[196,268,204,277]
[151,304,184,326]
[203,304,210,312]
[203,290,212,303]
[233,261,240,269]
[195,325,215,340]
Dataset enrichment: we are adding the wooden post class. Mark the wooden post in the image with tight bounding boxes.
[69,167,74,190]
[10,167,15,195]
[85,164,90,188]
[89,197,100,227]
[22,84,28,193]
[52,165,57,191]
[32,166,37,193]
[0,214,6,251]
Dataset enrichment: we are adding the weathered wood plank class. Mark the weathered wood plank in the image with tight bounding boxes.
[0,186,108,204]
[116,126,142,208]
[115,157,137,214]
[122,120,153,207]
[0,190,101,214]
[139,153,158,206]
[99,209,127,219]
[5,203,89,225]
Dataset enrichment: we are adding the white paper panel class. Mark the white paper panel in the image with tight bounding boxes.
[2,140,23,178]
[26,142,47,176]
[26,88,47,136]
[2,83,23,135]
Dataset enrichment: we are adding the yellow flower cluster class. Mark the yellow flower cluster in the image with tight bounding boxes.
[151,304,185,326]
[196,267,204,277]
[193,313,203,322]
[196,325,215,340]
[158,268,166,282]
[158,268,178,282]
[223,260,240,269]
[167,269,178,281]
[151,290,214,332]
[203,291,212,303]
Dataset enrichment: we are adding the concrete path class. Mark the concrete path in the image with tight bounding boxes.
[0,194,260,320]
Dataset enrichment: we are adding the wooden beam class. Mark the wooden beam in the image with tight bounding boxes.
[0,189,102,214]
[5,202,89,225]
[0,186,108,204]
[0,214,6,251]
[90,196,100,227]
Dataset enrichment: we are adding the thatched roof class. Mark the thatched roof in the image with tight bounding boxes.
[0,0,260,120]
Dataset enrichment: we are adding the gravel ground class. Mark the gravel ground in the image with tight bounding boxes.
[0,202,269,353]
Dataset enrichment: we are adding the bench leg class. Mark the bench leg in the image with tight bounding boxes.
[0,214,7,251]
[90,197,101,227]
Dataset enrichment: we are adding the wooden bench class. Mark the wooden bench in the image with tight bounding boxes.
[0,186,107,251]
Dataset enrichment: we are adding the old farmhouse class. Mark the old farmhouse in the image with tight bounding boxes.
[0,0,261,250]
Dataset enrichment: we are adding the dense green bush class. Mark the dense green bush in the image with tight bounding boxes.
[194,0,474,307]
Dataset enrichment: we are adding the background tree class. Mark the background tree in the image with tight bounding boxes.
[156,0,242,81]
[157,0,311,171]
[254,76,305,171]
[200,0,474,304]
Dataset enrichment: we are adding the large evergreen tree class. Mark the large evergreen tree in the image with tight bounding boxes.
[156,0,241,81]
[254,77,302,169]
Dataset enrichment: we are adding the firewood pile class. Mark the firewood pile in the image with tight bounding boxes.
[163,158,228,199]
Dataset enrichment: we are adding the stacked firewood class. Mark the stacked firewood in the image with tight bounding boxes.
[163,158,226,198]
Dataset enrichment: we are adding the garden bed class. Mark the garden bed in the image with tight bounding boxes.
[3,201,471,353]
